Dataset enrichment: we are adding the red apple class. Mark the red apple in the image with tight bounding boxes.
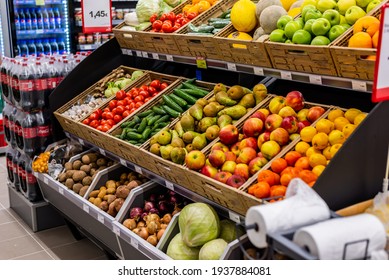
[213,171,232,184]
[201,165,218,178]
[269,96,286,114]
[219,124,239,145]
[257,131,271,149]
[307,106,326,123]
[260,140,281,160]
[226,174,246,188]
[208,149,226,168]
[211,142,229,153]
[234,163,250,180]
[285,91,305,111]
[297,108,309,122]
[221,161,237,173]
[243,118,264,137]
[248,155,269,175]
[270,127,290,146]
[298,120,312,133]
[250,110,267,122]
[281,116,299,134]
[230,142,241,157]
[265,114,283,132]
[239,137,258,151]
[236,147,257,164]
[224,151,237,162]
[185,150,206,170]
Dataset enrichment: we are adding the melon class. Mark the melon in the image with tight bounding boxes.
[256,0,283,18]
[231,0,258,32]
[260,6,287,34]
[227,31,253,48]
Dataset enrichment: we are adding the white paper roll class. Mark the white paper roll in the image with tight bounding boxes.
[245,178,331,248]
[293,213,388,260]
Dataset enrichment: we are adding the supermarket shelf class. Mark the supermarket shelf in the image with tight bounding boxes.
[121,48,373,93]
[17,28,67,37]
[64,131,246,224]
[75,20,123,27]
[76,44,99,51]
[14,0,64,4]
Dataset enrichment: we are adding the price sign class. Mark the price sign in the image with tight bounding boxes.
[196,56,207,69]
[309,75,322,85]
[97,213,104,224]
[166,55,174,62]
[131,237,139,249]
[99,148,106,156]
[58,187,64,195]
[373,4,389,102]
[136,51,142,57]
[120,158,127,166]
[35,0,45,5]
[142,52,149,58]
[82,0,112,33]
[228,211,240,223]
[79,139,84,145]
[113,226,120,236]
[227,63,237,71]
[44,177,48,184]
[253,67,264,76]
[280,71,292,80]
[134,165,143,175]
[83,204,89,213]
[352,80,367,92]
[165,181,174,191]
[152,53,159,60]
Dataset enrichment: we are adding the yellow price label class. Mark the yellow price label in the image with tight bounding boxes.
[35,0,45,5]
[196,57,207,69]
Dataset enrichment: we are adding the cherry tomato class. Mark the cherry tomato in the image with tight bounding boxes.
[187,12,198,20]
[105,112,114,119]
[160,82,169,90]
[109,100,117,110]
[116,105,125,115]
[101,125,111,132]
[147,86,157,94]
[149,13,158,23]
[144,97,152,103]
[152,20,163,31]
[122,110,131,118]
[106,119,115,126]
[139,90,149,98]
[89,113,98,120]
[82,119,90,125]
[150,79,161,89]
[134,95,145,102]
[89,120,99,128]
[113,114,123,124]
[135,102,144,108]
[167,12,176,22]
[115,90,126,100]
[101,111,108,119]
[160,14,167,21]
[162,20,173,33]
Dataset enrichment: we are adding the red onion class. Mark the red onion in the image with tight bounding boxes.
[141,212,148,220]
[130,207,143,220]
[149,193,157,202]
[158,201,171,214]
[149,207,160,215]
[143,201,155,212]
[167,190,176,197]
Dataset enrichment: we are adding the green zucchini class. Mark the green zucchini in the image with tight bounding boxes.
[128,140,140,145]
[197,24,214,33]
[210,20,230,29]
[162,105,181,118]
[162,95,184,113]
[181,82,209,95]
[173,89,198,104]
[169,93,187,107]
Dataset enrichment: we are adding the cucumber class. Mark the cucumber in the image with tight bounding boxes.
[162,95,184,113]
[212,28,222,35]
[187,32,214,36]
[155,115,171,124]
[126,132,143,141]
[181,88,209,98]
[208,17,221,23]
[152,106,166,115]
[173,89,198,105]
[147,114,162,126]
[162,105,181,118]
[220,9,231,19]
[196,25,214,33]
[137,110,153,118]
[137,118,148,133]
[142,127,152,140]
[182,82,210,95]
[187,23,200,33]
[210,20,230,29]
[128,140,140,145]
[152,121,169,131]
[145,112,156,122]
[169,93,187,107]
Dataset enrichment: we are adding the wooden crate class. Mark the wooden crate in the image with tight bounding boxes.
[174,0,235,59]
[213,24,273,67]
[113,22,141,51]
[330,8,381,80]
[54,66,146,140]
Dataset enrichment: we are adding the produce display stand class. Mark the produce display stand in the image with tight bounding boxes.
[43,37,389,260]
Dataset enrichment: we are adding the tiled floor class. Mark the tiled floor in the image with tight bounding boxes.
[0,156,109,260]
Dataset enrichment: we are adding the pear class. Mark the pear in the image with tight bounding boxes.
[213,83,227,93]
[157,131,172,145]
[180,114,195,132]
[238,93,256,108]
[215,91,237,106]
[198,117,217,133]
[150,143,161,156]
[170,147,186,164]
[189,104,204,121]
[253,83,268,104]
[195,98,209,107]
[217,114,233,128]
[160,145,174,160]
[203,103,219,117]
[205,125,220,141]
[227,85,246,100]
[150,135,158,146]
[208,96,216,103]
[182,131,200,144]
[171,129,180,140]
[186,144,194,152]
[171,137,185,148]
[218,105,247,120]
[174,121,185,137]
[192,134,207,150]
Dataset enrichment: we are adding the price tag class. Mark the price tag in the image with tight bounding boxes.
[253,67,264,76]
[99,148,106,156]
[309,75,322,85]
[131,237,139,249]
[79,139,85,145]
[136,51,142,57]
[165,181,174,191]
[166,55,174,62]
[58,187,64,195]
[44,177,48,184]
[97,213,104,224]
[228,211,240,223]
[113,226,120,236]
[352,80,367,92]
[280,71,292,80]
[142,52,148,58]
[120,158,127,166]
[196,56,207,69]
[152,53,159,60]
[35,0,45,5]
[134,165,143,175]
[227,63,237,71]
[122,49,130,55]
[83,204,89,213]
[82,0,112,33]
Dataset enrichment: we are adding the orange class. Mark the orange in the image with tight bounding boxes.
[366,55,376,61]
[353,16,380,37]
[294,156,310,170]
[182,4,194,13]
[257,170,278,186]
[308,181,316,187]
[197,0,211,13]
[280,173,296,186]
[348,32,373,49]
[299,170,318,184]
[281,166,301,177]
[247,185,257,195]
[253,181,271,199]
[273,172,281,185]
[270,185,287,197]
[187,5,200,14]
[285,151,302,166]
[372,31,379,48]
[309,153,327,168]
[271,158,288,173]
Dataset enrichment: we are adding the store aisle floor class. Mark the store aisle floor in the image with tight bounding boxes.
[0,156,109,260]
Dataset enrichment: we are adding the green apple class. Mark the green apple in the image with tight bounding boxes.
[366,0,381,13]
[303,19,316,35]
[345,6,366,25]
[356,0,374,9]
[269,29,288,43]
[337,0,357,15]
[292,30,312,44]
[328,24,347,41]
[302,0,318,9]
[316,0,337,13]
[311,18,331,36]
[295,18,305,29]
[285,21,303,39]
[302,4,317,19]
[311,35,331,45]
[339,15,347,24]
[277,15,294,30]
[285,39,293,44]
[304,9,323,22]
[341,23,351,29]
[322,9,341,26]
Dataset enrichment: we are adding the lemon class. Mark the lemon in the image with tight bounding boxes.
[323,146,332,160]
[295,141,310,156]
[329,143,342,159]
[328,109,344,122]
[300,126,317,143]
[334,117,350,131]
[328,130,346,145]
[309,153,327,168]
[354,113,367,126]
[281,0,298,11]
[315,118,334,134]
[312,165,326,177]
[312,132,329,150]
[342,124,356,138]
[306,147,322,158]
[288,7,301,17]
[344,108,362,123]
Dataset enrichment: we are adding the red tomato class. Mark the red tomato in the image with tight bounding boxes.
[111,108,118,115]
[116,105,125,115]
[172,23,181,32]
[144,97,152,103]
[95,108,102,116]
[105,112,114,119]
[113,115,123,123]
[100,119,107,125]
[166,12,176,22]
[103,107,110,113]
[152,20,163,31]
[89,113,98,120]
[152,92,159,97]
[135,102,143,108]
[181,18,190,25]
[89,120,99,128]
[124,97,132,104]
[101,125,111,132]
[122,110,131,118]
[139,90,149,98]
[150,79,161,89]
[106,119,115,126]
[149,13,158,23]
[96,125,103,131]
[125,91,132,98]
[187,12,197,20]
[134,95,145,102]
[115,90,126,100]
[116,100,126,107]
[101,111,108,119]
[147,86,157,94]
[175,17,183,25]
[127,102,135,109]
[140,85,148,91]
[129,108,136,114]
[162,20,173,33]
[160,14,167,21]
[160,82,169,90]
[109,100,117,110]
[176,13,184,18]
[82,119,90,125]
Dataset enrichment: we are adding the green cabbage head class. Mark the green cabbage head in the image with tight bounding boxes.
[166,233,200,260]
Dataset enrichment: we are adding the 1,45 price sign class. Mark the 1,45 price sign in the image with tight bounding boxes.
[82,0,112,34]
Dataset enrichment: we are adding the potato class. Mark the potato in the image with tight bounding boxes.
[72,160,82,170]
[115,181,121,187]
[93,197,102,207]
[106,194,116,204]
[80,164,91,174]
[99,186,107,191]
[106,187,116,195]
[98,189,107,199]
[90,163,98,169]
[72,170,87,182]
[120,173,128,182]
[72,183,83,194]
[82,176,93,186]
[116,185,130,199]
[65,170,75,178]
[114,198,125,212]
[89,190,100,198]
[100,201,109,211]
[96,158,107,167]
[127,180,142,189]
[88,197,95,203]
[90,168,97,176]
[58,173,67,182]
[64,162,73,171]
[97,166,107,172]
[105,180,116,189]
[81,153,98,164]
[107,202,117,217]
[79,186,89,197]
[65,178,74,189]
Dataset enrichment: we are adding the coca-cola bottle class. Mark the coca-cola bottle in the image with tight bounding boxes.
[6,146,15,184]
[1,57,10,101]
[34,61,47,109]
[2,102,13,145]
[12,150,21,191]
[8,106,19,149]
[8,59,20,106]
[46,60,59,94]
[14,109,26,150]
[36,110,52,153]
[21,111,38,157]
[17,153,27,195]
[25,156,42,202]
[17,62,35,111]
